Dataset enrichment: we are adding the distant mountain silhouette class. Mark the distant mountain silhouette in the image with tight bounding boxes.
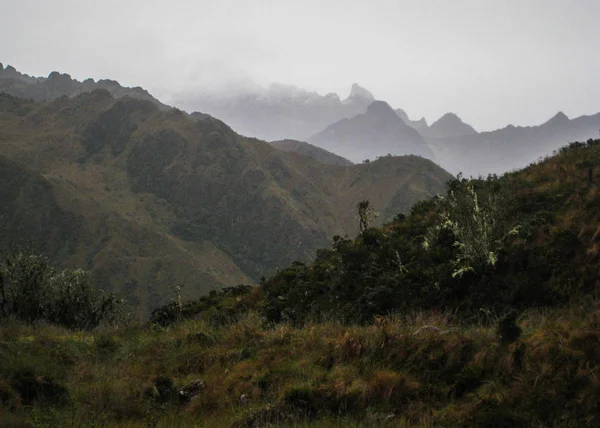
[308,101,435,163]
[395,108,429,132]
[174,82,375,141]
[424,112,478,138]
[428,111,600,176]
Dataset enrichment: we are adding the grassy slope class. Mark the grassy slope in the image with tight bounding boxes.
[269,140,353,166]
[0,93,451,316]
[3,305,600,427]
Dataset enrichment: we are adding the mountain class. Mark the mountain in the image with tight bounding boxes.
[269,140,353,166]
[174,82,375,141]
[0,91,452,315]
[428,111,600,176]
[424,112,478,138]
[395,108,429,132]
[308,101,435,163]
[0,62,170,111]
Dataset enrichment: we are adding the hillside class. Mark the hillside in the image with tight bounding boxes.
[2,140,600,428]
[269,139,353,166]
[259,138,600,324]
[309,101,435,163]
[0,91,451,315]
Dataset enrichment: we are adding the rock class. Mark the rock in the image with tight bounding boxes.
[179,379,205,403]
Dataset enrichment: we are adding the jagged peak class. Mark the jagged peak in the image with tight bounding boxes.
[395,108,409,122]
[347,83,374,102]
[544,111,569,126]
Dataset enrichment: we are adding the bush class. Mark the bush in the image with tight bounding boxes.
[0,250,121,329]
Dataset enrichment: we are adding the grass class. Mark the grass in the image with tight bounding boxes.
[2,303,600,427]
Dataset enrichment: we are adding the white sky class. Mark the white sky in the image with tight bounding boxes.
[1,0,599,131]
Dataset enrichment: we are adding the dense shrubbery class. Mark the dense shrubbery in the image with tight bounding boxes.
[0,250,121,329]
[150,284,259,327]
[261,139,600,325]
[149,139,600,328]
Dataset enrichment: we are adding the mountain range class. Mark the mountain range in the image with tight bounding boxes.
[0,85,451,316]
[0,62,170,111]
[2,62,599,317]
[174,82,376,141]
[308,100,435,163]
[167,71,600,176]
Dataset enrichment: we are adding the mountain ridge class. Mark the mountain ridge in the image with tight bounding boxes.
[308,100,435,163]
[0,90,452,316]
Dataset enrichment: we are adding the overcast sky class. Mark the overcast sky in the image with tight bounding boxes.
[1,0,599,131]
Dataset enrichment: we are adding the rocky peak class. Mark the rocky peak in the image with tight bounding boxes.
[347,83,375,102]
[544,111,569,126]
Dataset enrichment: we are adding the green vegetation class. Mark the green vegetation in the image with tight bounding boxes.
[0,250,121,329]
[262,139,600,325]
[1,139,599,426]
[0,92,450,317]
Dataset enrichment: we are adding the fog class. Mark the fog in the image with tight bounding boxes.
[1,0,599,130]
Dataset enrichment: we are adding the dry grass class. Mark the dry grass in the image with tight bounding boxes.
[2,304,600,426]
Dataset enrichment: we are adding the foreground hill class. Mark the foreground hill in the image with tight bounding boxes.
[269,139,353,166]
[4,303,600,427]
[2,140,600,426]
[0,91,451,315]
[308,101,435,163]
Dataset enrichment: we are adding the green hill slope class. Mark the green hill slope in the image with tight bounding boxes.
[0,92,451,315]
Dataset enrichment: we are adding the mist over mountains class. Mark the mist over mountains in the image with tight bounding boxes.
[3,63,600,178]
[308,100,435,163]
[0,67,452,315]
[175,82,376,142]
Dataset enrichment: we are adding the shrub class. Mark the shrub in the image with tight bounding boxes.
[0,250,121,329]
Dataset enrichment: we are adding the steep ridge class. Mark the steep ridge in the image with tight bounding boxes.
[309,101,435,163]
[0,62,170,111]
[269,139,353,166]
[0,91,452,315]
